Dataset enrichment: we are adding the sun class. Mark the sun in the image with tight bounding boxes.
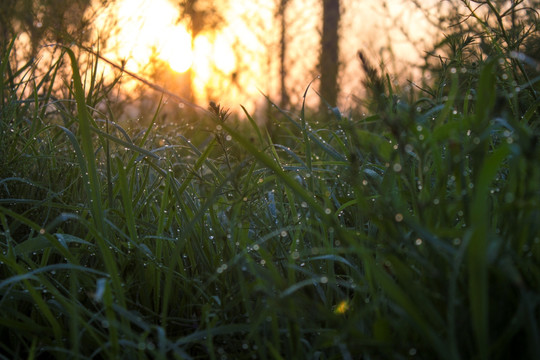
[96,0,194,73]
[160,26,193,73]
[92,0,238,102]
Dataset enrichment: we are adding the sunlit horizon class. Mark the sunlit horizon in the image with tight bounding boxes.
[86,0,441,113]
[92,0,238,93]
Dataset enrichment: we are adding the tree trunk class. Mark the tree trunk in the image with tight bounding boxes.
[278,0,290,108]
[319,0,340,111]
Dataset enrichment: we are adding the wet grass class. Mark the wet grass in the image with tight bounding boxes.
[1,6,540,359]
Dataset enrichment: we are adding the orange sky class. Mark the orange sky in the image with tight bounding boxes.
[87,0,442,113]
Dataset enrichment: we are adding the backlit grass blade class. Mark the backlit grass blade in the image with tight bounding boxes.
[64,47,128,318]
[241,104,264,146]
[91,125,159,160]
[274,144,308,169]
[116,157,139,244]
[160,165,241,327]
[179,134,225,182]
[299,82,314,191]
[220,121,328,219]
[64,47,105,234]
[474,59,497,126]
[261,93,346,162]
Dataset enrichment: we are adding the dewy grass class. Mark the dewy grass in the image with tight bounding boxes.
[1,4,540,358]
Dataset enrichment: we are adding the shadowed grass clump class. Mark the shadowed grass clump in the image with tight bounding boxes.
[1,2,540,359]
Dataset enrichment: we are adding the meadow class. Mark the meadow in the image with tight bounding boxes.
[1,4,540,359]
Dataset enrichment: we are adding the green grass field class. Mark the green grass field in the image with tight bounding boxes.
[1,4,540,359]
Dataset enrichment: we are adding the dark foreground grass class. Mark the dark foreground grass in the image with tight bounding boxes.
[2,14,540,360]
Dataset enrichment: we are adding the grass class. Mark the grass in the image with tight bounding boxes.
[1,3,540,359]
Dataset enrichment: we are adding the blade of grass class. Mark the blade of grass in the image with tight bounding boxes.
[63,47,129,323]
[468,143,511,360]
[116,157,139,244]
[64,47,105,234]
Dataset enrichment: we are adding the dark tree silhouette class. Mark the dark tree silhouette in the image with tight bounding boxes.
[176,0,226,101]
[319,0,340,111]
[178,0,224,39]
[277,0,290,108]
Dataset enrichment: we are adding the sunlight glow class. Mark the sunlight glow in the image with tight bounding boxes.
[92,0,241,103]
[96,0,193,73]
[213,33,236,74]
[162,26,193,73]
[192,35,212,93]
[89,0,437,113]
